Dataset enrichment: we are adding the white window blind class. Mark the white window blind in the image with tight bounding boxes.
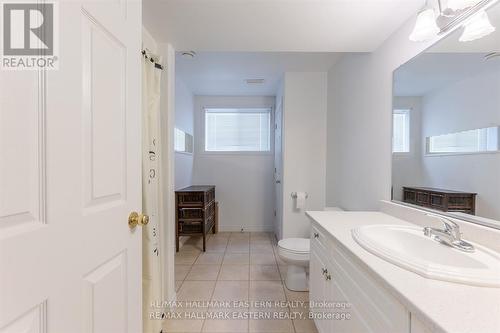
[393,109,410,153]
[427,126,499,154]
[204,108,271,152]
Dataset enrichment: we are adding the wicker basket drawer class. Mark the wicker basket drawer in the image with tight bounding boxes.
[178,207,203,219]
[179,220,203,234]
[177,192,204,206]
[416,191,430,205]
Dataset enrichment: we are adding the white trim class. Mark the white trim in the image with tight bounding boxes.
[392,152,412,158]
[198,151,273,157]
[175,151,193,156]
[424,150,500,157]
[219,225,274,233]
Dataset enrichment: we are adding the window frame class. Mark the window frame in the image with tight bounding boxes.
[392,108,411,155]
[201,107,274,155]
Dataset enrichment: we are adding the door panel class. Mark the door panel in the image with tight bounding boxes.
[0,70,49,331]
[0,302,47,333]
[83,253,127,333]
[82,11,127,209]
[0,0,142,332]
[0,71,44,228]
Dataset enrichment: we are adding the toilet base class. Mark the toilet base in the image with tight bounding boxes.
[284,265,309,292]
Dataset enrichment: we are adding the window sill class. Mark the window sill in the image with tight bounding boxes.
[199,150,273,156]
[425,150,500,157]
[392,152,412,157]
[175,151,193,156]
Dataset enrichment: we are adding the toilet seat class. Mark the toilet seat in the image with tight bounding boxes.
[278,238,310,254]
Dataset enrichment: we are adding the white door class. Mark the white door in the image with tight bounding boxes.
[274,98,284,241]
[0,0,143,332]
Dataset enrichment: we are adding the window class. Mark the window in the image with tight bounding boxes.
[393,109,410,153]
[427,126,499,155]
[204,108,271,152]
[174,128,193,153]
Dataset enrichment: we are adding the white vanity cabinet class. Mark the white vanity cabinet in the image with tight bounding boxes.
[310,222,412,333]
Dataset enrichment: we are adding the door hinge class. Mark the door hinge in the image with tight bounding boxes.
[274,210,277,217]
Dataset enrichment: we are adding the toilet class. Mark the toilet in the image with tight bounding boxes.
[277,207,342,291]
[277,238,310,291]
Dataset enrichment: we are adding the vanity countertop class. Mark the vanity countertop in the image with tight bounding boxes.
[305,211,500,333]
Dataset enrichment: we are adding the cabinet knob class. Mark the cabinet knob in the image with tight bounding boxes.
[313,232,319,239]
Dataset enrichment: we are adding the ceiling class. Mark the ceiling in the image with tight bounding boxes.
[394,53,500,96]
[143,0,422,52]
[176,52,342,95]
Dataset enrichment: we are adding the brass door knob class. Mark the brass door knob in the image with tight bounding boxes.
[128,212,149,229]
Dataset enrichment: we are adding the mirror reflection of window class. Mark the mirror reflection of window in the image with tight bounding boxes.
[174,128,193,153]
[393,109,410,153]
[427,126,499,154]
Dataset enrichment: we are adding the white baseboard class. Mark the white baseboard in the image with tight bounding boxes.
[219,225,274,233]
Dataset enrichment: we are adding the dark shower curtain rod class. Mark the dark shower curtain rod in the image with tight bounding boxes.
[141,50,164,70]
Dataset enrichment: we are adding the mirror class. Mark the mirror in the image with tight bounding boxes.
[392,2,500,229]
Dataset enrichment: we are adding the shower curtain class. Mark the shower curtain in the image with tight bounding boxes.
[142,51,163,333]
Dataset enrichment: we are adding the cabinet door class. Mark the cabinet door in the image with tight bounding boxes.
[329,271,374,333]
[310,247,328,333]
[329,241,410,333]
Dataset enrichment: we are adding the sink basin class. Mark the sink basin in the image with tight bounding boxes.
[352,225,500,287]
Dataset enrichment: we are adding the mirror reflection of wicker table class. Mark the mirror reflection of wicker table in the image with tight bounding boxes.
[403,186,476,215]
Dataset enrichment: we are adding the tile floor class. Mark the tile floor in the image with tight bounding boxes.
[166,232,318,333]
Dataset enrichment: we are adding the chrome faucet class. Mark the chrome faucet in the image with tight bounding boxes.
[423,214,475,253]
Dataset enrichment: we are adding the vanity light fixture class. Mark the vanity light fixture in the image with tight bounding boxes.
[409,7,440,42]
[459,10,496,41]
[409,0,496,42]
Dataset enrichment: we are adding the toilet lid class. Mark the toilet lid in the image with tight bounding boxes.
[278,238,310,253]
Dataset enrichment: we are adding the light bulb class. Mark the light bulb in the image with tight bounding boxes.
[459,10,496,42]
[409,8,440,42]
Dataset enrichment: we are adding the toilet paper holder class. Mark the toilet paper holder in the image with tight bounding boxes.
[291,192,309,199]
